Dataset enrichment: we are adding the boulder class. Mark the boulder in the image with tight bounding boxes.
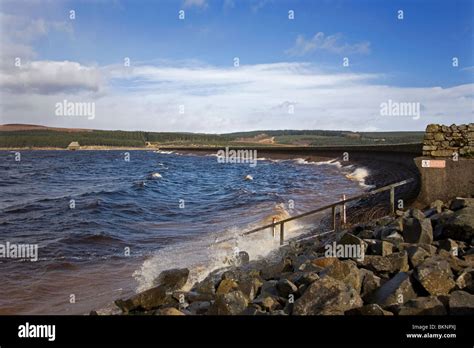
[276,279,298,298]
[382,232,404,246]
[187,301,211,315]
[216,279,239,295]
[320,259,361,293]
[397,297,447,315]
[115,285,172,312]
[455,268,474,293]
[157,307,185,316]
[237,276,263,301]
[368,240,394,256]
[153,268,189,291]
[406,246,431,268]
[359,268,382,302]
[371,272,417,307]
[288,271,319,287]
[357,251,409,276]
[429,200,445,214]
[338,233,367,255]
[208,290,248,315]
[413,257,455,295]
[311,256,338,269]
[441,207,474,243]
[253,296,282,311]
[438,239,459,255]
[259,280,279,297]
[191,277,216,296]
[261,258,293,280]
[345,304,393,316]
[402,217,433,244]
[448,290,474,315]
[292,276,362,315]
[450,198,474,211]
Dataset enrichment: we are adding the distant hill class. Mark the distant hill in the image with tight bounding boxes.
[0,124,424,148]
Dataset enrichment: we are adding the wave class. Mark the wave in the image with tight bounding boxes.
[154,150,174,155]
[345,167,374,188]
[132,203,307,293]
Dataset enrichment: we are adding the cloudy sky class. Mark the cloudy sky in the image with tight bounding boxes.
[0,0,472,132]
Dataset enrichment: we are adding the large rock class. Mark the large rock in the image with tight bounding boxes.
[368,240,394,256]
[292,276,362,315]
[406,245,431,268]
[450,198,474,211]
[261,258,293,280]
[276,279,298,298]
[337,233,367,257]
[187,301,211,315]
[455,268,474,293]
[237,276,263,301]
[413,257,455,295]
[397,297,447,315]
[216,279,238,295]
[115,285,172,312]
[345,304,393,316]
[402,217,433,244]
[359,269,382,302]
[448,290,474,315]
[371,272,417,307]
[208,290,248,315]
[157,307,185,316]
[153,268,190,291]
[357,251,409,276]
[320,259,361,293]
[441,206,474,243]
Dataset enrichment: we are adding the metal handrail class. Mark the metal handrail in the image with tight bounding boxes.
[217,177,415,246]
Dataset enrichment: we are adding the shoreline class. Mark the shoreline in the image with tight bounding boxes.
[110,197,474,316]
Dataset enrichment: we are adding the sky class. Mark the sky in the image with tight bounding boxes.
[0,0,472,133]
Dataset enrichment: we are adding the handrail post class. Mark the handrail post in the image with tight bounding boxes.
[390,187,395,214]
[272,217,276,238]
[332,206,337,232]
[342,194,346,226]
[280,222,284,245]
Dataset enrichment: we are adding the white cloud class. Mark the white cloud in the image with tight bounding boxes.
[1,60,103,94]
[287,32,371,56]
[1,61,472,132]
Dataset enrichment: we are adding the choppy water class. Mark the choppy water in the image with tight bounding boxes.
[0,150,368,314]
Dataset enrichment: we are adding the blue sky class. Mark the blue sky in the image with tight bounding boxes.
[0,0,472,132]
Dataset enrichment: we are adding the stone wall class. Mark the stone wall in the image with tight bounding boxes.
[422,123,473,157]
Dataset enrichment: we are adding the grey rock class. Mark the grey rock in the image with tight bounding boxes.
[153,268,190,291]
[414,257,455,296]
[449,290,474,315]
[293,276,363,315]
[371,272,417,307]
[208,290,248,315]
[276,279,298,298]
[406,245,431,269]
[345,304,393,315]
[402,217,433,244]
[397,296,447,315]
[441,206,474,243]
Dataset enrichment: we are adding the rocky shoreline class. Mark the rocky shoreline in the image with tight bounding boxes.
[108,197,474,316]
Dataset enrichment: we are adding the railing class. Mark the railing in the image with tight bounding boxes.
[218,178,415,246]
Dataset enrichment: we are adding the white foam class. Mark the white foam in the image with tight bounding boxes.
[132,204,307,293]
[154,150,174,155]
[345,167,374,188]
[314,159,343,169]
[151,173,162,179]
